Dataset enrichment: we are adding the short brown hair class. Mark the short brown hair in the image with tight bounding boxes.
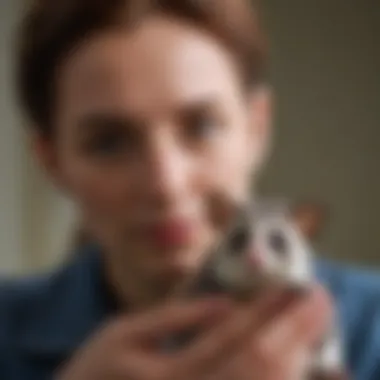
[16,0,268,137]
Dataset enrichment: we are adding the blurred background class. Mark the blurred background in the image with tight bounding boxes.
[0,0,379,275]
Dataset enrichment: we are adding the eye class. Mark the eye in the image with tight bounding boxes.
[268,229,289,259]
[84,128,140,160]
[87,131,127,156]
[182,109,221,142]
[227,228,250,256]
[79,115,142,160]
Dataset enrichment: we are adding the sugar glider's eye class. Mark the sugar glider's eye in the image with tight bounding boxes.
[228,227,250,255]
[268,229,289,258]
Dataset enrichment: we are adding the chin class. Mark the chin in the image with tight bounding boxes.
[153,246,207,280]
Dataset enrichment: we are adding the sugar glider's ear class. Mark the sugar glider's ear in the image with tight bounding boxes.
[247,84,273,176]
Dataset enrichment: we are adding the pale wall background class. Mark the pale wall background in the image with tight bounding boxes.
[0,0,77,275]
[0,0,379,275]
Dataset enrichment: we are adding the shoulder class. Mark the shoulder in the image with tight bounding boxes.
[0,246,102,350]
[315,258,380,379]
[0,270,59,348]
[0,270,61,379]
[315,258,380,318]
[0,246,106,379]
[0,248,89,344]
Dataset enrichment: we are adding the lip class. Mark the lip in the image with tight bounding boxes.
[146,217,197,249]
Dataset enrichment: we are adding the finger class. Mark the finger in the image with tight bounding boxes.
[256,285,332,357]
[175,289,287,376]
[248,286,305,328]
[297,286,333,344]
[123,297,233,340]
[116,350,180,379]
[206,346,308,380]
[281,285,332,348]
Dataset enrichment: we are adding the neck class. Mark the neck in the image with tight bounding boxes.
[102,252,180,313]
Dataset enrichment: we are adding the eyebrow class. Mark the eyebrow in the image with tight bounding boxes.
[176,99,219,115]
[75,98,222,132]
[173,98,223,122]
[76,111,145,133]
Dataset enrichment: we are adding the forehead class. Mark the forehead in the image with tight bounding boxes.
[56,15,244,119]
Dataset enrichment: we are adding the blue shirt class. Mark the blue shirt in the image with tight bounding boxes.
[1,244,380,379]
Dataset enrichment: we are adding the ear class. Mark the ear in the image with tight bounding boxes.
[30,130,67,192]
[247,84,273,175]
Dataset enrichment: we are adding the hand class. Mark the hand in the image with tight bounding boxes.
[56,286,331,380]
[201,285,332,380]
[55,297,233,380]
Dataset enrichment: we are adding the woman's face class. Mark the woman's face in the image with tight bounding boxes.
[37,15,270,282]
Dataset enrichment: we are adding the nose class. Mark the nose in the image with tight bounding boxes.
[144,135,190,208]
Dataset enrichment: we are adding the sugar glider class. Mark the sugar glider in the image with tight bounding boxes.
[168,200,348,380]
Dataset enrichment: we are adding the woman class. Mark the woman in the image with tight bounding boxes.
[1,0,379,379]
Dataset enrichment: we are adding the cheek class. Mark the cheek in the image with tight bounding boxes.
[60,153,138,222]
[204,129,253,194]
